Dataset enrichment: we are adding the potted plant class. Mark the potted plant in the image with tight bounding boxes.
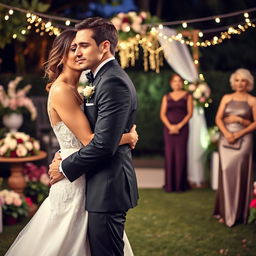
[0,189,29,225]
[23,163,50,204]
[248,182,256,224]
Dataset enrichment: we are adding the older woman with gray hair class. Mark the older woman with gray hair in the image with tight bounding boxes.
[213,68,256,227]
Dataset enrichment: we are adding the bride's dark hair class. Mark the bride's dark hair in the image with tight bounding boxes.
[44,29,76,91]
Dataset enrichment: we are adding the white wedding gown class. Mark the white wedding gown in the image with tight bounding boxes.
[5,121,134,256]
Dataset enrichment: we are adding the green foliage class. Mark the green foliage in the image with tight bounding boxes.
[2,198,28,219]
[24,181,49,204]
[0,0,50,48]
[248,208,256,224]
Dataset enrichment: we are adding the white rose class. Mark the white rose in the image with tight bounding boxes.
[188,84,196,92]
[24,141,33,151]
[140,11,147,19]
[131,23,141,33]
[16,144,28,157]
[0,144,9,155]
[33,140,40,151]
[128,11,137,17]
[9,139,17,150]
[193,89,202,99]
[83,86,95,98]
[121,23,130,32]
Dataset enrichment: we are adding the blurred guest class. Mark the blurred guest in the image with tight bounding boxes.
[214,68,256,227]
[160,74,193,192]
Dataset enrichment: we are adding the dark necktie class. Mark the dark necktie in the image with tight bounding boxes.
[86,71,94,84]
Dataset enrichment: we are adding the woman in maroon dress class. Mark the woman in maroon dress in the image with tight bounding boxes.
[160,74,193,192]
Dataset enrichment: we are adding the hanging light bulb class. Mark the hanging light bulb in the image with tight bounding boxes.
[9,9,14,15]
[198,32,203,37]
[4,15,9,20]
[182,22,187,28]
[215,17,220,23]
[65,20,71,26]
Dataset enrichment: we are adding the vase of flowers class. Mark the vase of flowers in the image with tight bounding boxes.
[0,132,40,157]
[0,189,29,225]
[0,76,37,132]
[3,113,23,133]
[23,163,50,204]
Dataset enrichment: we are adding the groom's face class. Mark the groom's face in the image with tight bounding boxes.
[74,29,106,72]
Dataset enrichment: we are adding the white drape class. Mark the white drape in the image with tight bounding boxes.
[157,27,207,186]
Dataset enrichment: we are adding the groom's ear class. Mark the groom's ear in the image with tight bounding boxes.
[100,40,111,54]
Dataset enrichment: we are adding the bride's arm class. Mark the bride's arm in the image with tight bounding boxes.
[51,83,137,147]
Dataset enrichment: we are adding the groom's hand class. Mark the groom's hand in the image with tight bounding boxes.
[48,152,64,185]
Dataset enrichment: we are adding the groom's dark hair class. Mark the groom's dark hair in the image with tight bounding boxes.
[75,17,118,55]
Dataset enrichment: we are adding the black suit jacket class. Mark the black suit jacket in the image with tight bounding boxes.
[62,60,139,212]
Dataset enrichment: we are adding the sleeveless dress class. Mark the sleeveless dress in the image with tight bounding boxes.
[163,93,189,192]
[5,112,134,255]
[213,100,253,227]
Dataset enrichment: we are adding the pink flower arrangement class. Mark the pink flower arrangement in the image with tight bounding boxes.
[23,163,49,185]
[0,132,40,157]
[0,189,28,219]
[0,76,37,120]
[23,163,50,204]
[248,182,256,223]
[185,80,212,108]
[111,11,149,35]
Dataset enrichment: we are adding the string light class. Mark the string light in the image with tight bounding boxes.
[21,29,26,35]
[182,22,187,28]
[65,20,71,26]
[9,9,13,15]
[215,17,220,23]
[198,32,204,37]
[4,15,9,20]
[12,34,17,39]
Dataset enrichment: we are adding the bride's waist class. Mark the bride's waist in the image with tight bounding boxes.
[60,148,81,159]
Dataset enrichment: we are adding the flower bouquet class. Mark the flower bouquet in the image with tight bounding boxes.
[0,189,29,225]
[184,80,212,108]
[248,182,256,224]
[23,163,50,204]
[0,132,40,157]
[0,76,37,120]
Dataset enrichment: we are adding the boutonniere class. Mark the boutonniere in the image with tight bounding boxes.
[82,84,95,103]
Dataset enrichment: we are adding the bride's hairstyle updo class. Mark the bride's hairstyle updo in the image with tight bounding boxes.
[44,29,76,91]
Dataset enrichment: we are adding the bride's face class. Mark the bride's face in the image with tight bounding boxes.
[64,39,84,71]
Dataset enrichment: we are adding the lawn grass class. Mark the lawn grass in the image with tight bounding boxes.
[1,188,255,256]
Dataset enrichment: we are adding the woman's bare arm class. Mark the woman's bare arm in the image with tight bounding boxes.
[50,83,137,147]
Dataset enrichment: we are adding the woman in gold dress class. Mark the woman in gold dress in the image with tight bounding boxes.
[214,68,256,227]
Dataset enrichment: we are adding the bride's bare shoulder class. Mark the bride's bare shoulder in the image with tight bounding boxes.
[50,82,73,95]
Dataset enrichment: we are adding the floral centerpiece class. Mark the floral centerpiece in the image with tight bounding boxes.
[184,80,212,108]
[0,189,29,225]
[111,11,151,40]
[23,163,50,204]
[248,182,256,224]
[0,132,40,157]
[0,76,37,120]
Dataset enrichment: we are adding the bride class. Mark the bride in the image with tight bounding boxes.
[5,29,137,255]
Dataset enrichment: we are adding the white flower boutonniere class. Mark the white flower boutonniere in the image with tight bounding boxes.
[82,85,95,103]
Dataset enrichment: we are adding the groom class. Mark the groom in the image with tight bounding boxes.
[49,17,139,255]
